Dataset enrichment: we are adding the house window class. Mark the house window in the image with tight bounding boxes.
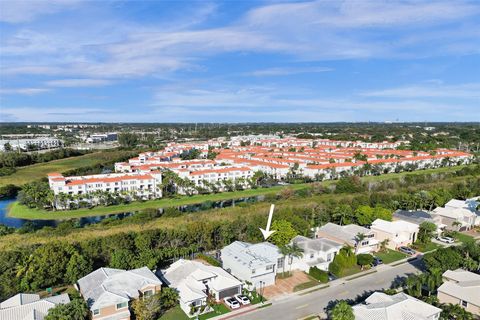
[266,265,274,271]
[143,290,153,298]
[461,300,468,307]
[310,253,314,259]
[252,269,256,274]
[93,309,100,315]
[327,253,332,261]
[361,241,369,246]
[116,302,128,309]
[277,257,284,269]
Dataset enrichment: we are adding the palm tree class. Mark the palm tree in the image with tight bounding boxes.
[379,239,390,252]
[330,301,354,320]
[354,233,366,249]
[287,243,304,274]
[406,275,422,298]
[278,245,291,275]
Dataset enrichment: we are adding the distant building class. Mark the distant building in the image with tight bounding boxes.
[0,293,70,320]
[0,137,62,151]
[437,269,480,316]
[86,133,118,143]
[352,292,441,320]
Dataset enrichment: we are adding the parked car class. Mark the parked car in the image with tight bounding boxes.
[398,246,416,255]
[328,272,337,281]
[234,294,251,305]
[224,297,240,309]
[437,236,454,244]
[372,257,383,266]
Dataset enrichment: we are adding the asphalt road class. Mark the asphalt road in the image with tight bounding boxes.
[233,258,424,320]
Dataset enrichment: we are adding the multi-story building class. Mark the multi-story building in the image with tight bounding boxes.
[370,219,419,250]
[315,223,379,254]
[437,269,480,316]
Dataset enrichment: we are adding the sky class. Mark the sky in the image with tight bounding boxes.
[0,0,479,123]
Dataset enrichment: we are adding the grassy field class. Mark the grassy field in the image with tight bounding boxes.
[412,242,442,253]
[375,249,408,264]
[7,164,471,220]
[0,151,133,187]
[160,306,189,320]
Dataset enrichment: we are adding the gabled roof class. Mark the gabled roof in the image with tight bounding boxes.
[77,267,162,310]
[353,292,441,320]
[439,269,480,306]
[371,219,419,234]
[317,223,371,245]
[0,293,70,320]
[160,259,242,303]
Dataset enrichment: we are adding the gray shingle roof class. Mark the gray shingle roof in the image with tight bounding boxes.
[77,267,162,310]
[353,292,441,320]
[0,293,70,320]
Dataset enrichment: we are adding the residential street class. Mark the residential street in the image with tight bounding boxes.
[231,258,424,320]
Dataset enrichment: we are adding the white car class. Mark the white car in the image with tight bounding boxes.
[437,236,454,244]
[235,294,251,305]
[224,297,240,309]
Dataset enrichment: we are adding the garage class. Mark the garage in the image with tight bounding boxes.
[218,286,241,300]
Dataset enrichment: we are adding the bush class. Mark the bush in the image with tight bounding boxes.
[309,266,329,283]
[196,253,221,267]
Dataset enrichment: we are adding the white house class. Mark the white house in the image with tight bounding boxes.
[431,206,476,231]
[0,293,70,320]
[159,259,243,317]
[444,198,480,226]
[315,223,379,254]
[289,235,343,272]
[437,269,480,316]
[370,219,419,249]
[353,292,442,320]
[221,241,282,288]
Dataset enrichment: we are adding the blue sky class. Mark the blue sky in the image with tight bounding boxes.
[0,0,479,123]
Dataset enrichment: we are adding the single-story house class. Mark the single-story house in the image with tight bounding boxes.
[314,223,378,254]
[289,235,343,272]
[392,210,445,233]
[352,292,442,320]
[221,241,282,288]
[159,259,242,317]
[0,293,70,320]
[437,269,480,316]
[77,267,162,320]
[370,219,419,249]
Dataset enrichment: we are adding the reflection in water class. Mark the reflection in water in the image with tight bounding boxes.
[0,195,265,229]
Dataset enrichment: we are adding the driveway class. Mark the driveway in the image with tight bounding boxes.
[262,271,312,299]
[231,258,424,320]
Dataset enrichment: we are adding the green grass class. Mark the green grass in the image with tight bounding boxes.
[159,306,190,320]
[7,163,471,220]
[375,249,408,264]
[8,183,310,220]
[454,232,475,244]
[412,242,442,252]
[0,151,132,187]
[198,304,230,320]
[293,280,319,292]
[340,265,363,277]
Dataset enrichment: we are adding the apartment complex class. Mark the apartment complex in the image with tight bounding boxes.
[48,136,473,203]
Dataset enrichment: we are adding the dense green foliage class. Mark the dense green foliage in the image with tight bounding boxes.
[0,184,21,199]
[269,220,298,246]
[416,221,437,245]
[118,133,139,148]
[328,246,357,277]
[0,148,88,170]
[45,295,89,320]
[330,300,354,320]
[308,266,329,283]
[356,254,374,269]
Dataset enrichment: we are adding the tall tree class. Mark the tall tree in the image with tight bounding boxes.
[331,301,354,320]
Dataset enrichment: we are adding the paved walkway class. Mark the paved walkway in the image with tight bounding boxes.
[262,271,311,299]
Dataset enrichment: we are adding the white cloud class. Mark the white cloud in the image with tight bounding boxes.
[45,79,113,87]
[247,66,332,76]
[0,88,51,95]
[361,83,480,99]
[0,0,81,23]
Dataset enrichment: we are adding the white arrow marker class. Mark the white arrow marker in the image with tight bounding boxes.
[260,204,276,240]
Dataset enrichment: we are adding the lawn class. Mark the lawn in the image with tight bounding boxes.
[7,164,470,220]
[375,249,408,264]
[198,304,230,320]
[293,280,319,292]
[160,306,189,320]
[412,242,442,252]
[341,265,363,277]
[0,150,133,187]
[8,183,311,220]
[454,232,475,244]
